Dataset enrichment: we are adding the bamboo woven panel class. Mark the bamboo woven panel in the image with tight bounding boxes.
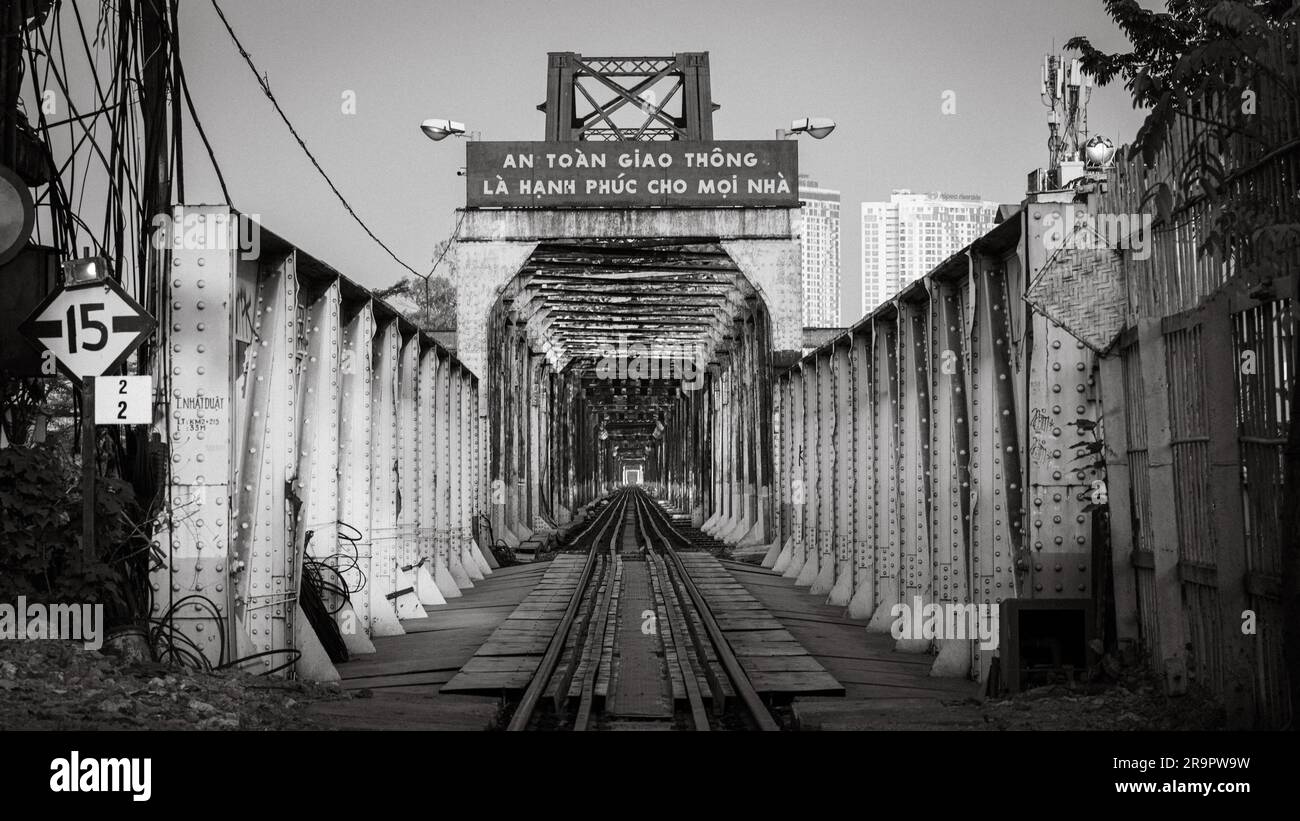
[1026,242,1128,353]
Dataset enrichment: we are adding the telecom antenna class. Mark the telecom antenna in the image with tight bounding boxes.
[1038,53,1092,189]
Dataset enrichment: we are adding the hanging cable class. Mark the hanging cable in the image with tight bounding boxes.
[208,0,423,279]
[173,49,231,206]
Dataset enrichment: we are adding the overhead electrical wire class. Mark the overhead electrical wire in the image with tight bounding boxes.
[208,0,424,279]
[19,2,449,675]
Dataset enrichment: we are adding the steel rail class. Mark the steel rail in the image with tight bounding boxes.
[629,499,710,729]
[506,490,627,731]
[573,523,620,730]
[632,490,780,731]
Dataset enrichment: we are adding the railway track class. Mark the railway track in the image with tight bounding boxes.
[506,488,780,731]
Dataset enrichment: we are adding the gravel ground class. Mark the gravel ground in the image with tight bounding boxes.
[1,639,1226,732]
[981,673,1227,730]
[0,640,353,730]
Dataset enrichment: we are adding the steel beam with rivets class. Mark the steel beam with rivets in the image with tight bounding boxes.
[153,205,236,670]
[230,247,301,669]
[367,317,411,633]
[929,278,973,676]
[965,255,1022,681]
[893,298,933,652]
[827,340,855,605]
[337,298,375,642]
[866,315,901,633]
[847,329,876,618]
[805,350,836,591]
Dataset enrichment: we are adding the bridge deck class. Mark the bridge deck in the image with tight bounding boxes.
[721,559,988,730]
[676,554,843,697]
[308,551,988,730]
[440,554,588,694]
[306,562,552,730]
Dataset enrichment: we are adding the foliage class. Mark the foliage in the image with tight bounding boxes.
[1066,0,1295,106]
[372,238,458,331]
[373,275,457,332]
[1073,0,1300,723]
[0,444,143,619]
[1069,1,1299,282]
[0,377,77,449]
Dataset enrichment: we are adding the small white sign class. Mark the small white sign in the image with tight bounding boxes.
[95,375,152,425]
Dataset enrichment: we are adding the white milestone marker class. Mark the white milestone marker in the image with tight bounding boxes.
[95,375,152,425]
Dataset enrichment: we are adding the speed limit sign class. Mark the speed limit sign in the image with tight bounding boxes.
[18,277,156,381]
[19,277,158,563]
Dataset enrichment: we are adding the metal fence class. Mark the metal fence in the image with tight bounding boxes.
[1091,26,1298,726]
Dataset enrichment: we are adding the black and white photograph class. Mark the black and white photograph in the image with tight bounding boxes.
[0,0,1296,804]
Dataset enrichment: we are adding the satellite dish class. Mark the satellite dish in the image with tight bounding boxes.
[0,164,35,267]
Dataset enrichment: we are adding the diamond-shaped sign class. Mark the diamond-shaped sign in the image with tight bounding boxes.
[19,278,156,381]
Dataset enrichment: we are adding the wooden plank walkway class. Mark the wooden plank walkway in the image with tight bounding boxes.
[440,554,588,694]
[305,561,552,730]
[607,558,673,717]
[719,559,987,730]
[675,553,844,697]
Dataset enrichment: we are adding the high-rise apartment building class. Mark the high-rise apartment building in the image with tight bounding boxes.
[859,190,999,318]
[798,175,841,327]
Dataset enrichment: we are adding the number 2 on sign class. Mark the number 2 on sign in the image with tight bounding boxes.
[95,375,150,426]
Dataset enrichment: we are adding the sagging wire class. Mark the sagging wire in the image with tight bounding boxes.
[208,0,423,279]
[296,520,369,664]
[16,3,236,675]
[475,512,515,564]
[301,520,368,616]
[28,7,141,260]
[148,593,225,671]
[148,588,305,677]
[147,519,371,676]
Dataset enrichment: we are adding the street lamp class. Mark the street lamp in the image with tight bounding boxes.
[778,117,836,140]
[420,118,467,141]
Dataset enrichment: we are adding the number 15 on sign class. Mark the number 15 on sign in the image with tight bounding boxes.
[93,375,152,425]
